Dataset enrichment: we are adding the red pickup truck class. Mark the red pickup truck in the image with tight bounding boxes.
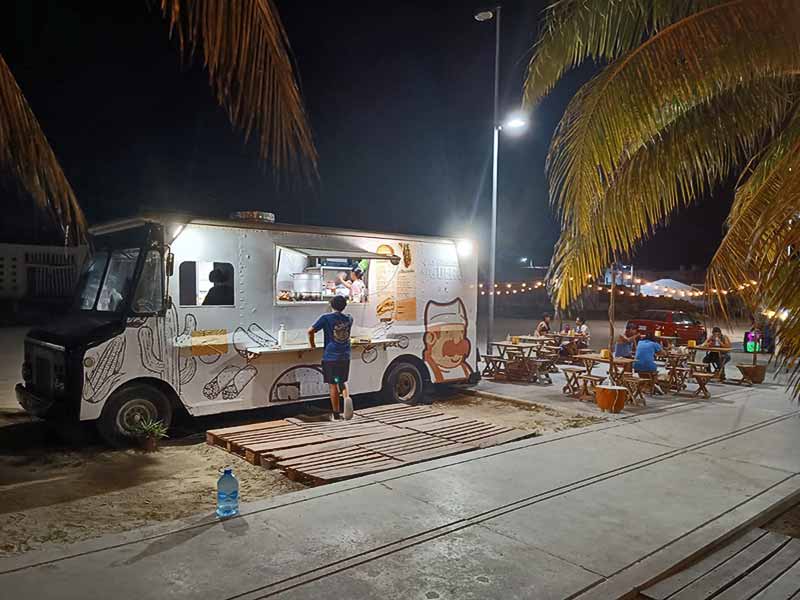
[626,310,706,344]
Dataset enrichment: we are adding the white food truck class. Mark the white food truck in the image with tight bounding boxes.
[17,212,479,445]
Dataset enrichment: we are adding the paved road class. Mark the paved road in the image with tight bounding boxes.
[2,380,797,599]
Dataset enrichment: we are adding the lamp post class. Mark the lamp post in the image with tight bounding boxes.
[475,6,528,354]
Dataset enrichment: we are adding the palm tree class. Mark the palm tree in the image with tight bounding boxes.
[525,0,800,395]
[0,0,316,242]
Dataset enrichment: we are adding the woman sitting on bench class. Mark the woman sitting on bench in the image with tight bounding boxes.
[703,327,731,372]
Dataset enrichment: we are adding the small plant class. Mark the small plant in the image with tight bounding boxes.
[134,418,169,452]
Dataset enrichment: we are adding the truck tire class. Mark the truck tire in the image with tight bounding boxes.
[383,362,425,405]
[97,383,173,448]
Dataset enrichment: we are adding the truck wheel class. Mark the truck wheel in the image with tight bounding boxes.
[383,362,424,405]
[97,384,172,448]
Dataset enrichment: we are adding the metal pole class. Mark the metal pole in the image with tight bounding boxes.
[486,5,501,355]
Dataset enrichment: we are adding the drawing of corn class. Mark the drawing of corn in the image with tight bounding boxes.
[83,337,126,404]
[138,306,197,392]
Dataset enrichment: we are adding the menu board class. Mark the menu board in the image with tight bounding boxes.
[395,246,417,321]
[372,242,417,322]
[373,244,398,322]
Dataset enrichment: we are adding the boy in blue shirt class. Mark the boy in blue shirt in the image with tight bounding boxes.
[308,295,353,420]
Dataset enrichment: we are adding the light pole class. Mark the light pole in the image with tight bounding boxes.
[475,6,528,353]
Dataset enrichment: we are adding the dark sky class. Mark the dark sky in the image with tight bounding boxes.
[3,0,733,277]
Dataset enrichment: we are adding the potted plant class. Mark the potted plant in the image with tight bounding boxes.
[134,418,169,452]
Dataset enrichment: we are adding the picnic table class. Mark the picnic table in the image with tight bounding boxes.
[490,341,538,358]
[518,335,551,348]
[544,332,581,346]
[693,345,733,381]
[488,341,550,383]
[578,354,634,378]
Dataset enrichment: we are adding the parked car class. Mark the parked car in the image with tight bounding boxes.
[625,310,706,344]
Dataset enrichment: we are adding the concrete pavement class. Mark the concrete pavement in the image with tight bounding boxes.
[1,381,798,599]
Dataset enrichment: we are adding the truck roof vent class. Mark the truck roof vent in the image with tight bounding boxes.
[229,211,276,224]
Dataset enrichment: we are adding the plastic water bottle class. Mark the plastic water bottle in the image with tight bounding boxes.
[216,468,239,518]
[277,324,287,348]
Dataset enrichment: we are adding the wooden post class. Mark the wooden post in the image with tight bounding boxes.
[609,270,616,370]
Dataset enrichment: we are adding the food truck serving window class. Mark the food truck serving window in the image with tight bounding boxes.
[275,245,399,304]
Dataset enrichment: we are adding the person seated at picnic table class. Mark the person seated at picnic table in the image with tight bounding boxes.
[614,324,639,358]
[633,333,662,375]
[703,326,732,372]
[574,317,590,349]
[535,313,552,336]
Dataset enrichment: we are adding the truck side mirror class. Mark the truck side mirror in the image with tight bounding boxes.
[165,252,175,277]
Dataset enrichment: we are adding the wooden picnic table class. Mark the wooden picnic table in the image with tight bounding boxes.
[518,335,551,347]
[579,354,634,377]
[693,345,733,381]
[544,332,581,345]
[490,341,539,359]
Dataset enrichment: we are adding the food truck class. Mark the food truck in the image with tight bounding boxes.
[16,212,479,445]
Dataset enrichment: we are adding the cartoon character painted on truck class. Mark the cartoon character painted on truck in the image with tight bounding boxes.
[422,298,473,382]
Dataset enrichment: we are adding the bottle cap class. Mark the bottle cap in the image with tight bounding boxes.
[223,467,232,475]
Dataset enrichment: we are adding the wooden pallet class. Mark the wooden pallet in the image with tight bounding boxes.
[206,403,533,484]
[642,528,800,599]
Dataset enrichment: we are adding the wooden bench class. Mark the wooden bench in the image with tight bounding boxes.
[530,358,554,384]
[622,376,648,406]
[481,355,509,378]
[578,374,607,400]
[693,372,716,399]
[561,366,586,397]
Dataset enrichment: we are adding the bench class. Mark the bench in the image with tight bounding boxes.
[481,355,509,378]
[693,372,716,399]
[622,376,648,406]
[561,366,587,397]
[578,374,607,400]
[530,358,554,384]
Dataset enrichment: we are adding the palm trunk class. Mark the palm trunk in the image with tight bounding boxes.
[609,275,616,370]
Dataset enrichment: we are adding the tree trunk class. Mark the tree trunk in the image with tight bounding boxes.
[609,275,616,369]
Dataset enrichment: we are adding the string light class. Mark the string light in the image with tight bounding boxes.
[476,276,759,297]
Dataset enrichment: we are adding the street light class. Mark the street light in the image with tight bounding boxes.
[475,5,530,354]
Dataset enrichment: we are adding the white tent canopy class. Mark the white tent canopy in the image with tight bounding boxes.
[639,278,698,298]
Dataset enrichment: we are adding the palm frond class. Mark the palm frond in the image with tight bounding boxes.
[707,109,800,305]
[546,0,800,307]
[159,0,317,176]
[525,0,724,107]
[550,78,798,307]
[549,0,800,233]
[0,55,86,242]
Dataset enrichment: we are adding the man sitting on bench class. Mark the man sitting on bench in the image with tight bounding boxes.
[633,333,663,394]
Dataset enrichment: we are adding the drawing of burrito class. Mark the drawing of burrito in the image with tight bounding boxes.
[204,365,239,399]
[221,365,257,400]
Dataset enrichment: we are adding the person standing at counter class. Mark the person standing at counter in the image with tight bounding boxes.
[337,267,367,303]
[308,295,353,420]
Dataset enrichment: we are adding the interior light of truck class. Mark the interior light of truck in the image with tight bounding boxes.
[456,239,473,257]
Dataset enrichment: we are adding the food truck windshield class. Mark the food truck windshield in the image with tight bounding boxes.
[74,225,165,315]
[275,245,399,304]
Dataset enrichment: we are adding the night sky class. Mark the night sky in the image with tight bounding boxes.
[3,0,733,277]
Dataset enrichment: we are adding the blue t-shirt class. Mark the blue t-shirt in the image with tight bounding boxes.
[633,339,662,372]
[614,340,633,358]
[312,312,353,362]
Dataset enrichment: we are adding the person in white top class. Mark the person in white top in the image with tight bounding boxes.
[338,268,367,303]
[575,316,590,348]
